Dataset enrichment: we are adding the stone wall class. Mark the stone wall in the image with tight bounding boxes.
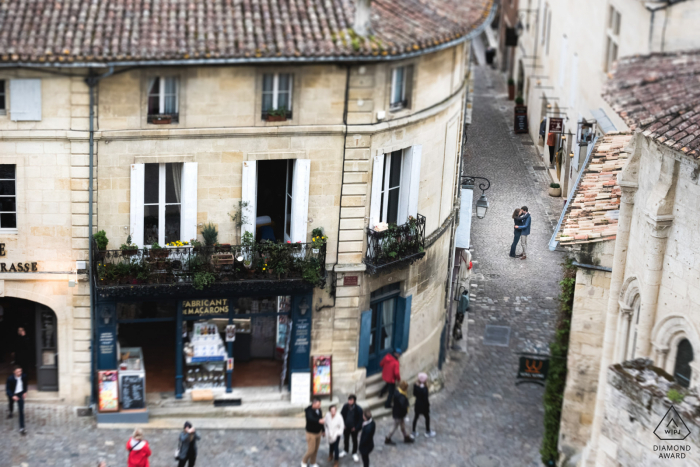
[599,360,700,467]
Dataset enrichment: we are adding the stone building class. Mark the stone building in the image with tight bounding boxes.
[0,0,493,418]
[552,50,700,466]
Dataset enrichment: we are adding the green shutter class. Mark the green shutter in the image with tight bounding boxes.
[358,310,372,368]
[394,295,412,352]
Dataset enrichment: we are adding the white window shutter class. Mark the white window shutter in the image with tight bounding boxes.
[290,159,310,243]
[130,164,145,247]
[369,153,385,228]
[407,145,422,219]
[241,161,257,238]
[10,79,42,121]
[397,149,412,225]
[180,162,198,243]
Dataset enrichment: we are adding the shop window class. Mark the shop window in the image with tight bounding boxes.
[117,301,178,321]
[241,159,310,243]
[390,65,413,111]
[0,80,6,114]
[130,162,197,248]
[369,146,422,228]
[604,6,621,72]
[261,73,293,120]
[9,79,41,121]
[673,339,693,388]
[0,165,17,231]
[147,77,179,124]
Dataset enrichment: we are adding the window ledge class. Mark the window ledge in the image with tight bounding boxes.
[0,229,18,235]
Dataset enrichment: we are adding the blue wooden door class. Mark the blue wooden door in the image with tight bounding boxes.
[366,297,398,375]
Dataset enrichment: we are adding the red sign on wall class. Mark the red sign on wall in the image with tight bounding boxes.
[343,276,358,286]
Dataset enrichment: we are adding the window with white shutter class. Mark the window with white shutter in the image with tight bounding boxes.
[369,145,422,228]
[10,79,41,121]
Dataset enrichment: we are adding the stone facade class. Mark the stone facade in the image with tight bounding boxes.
[0,40,470,406]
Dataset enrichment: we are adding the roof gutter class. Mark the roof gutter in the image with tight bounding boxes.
[0,3,497,69]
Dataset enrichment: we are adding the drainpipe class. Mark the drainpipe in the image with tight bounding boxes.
[85,66,114,406]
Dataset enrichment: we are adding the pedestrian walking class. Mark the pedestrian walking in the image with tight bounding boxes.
[339,394,363,462]
[301,398,325,467]
[517,206,531,260]
[126,429,151,467]
[384,380,414,445]
[176,421,200,467]
[5,366,27,434]
[412,373,436,438]
[324,405,345,467]
[509,208,525,258]
[379,349,401,408]
[359,409,375,467]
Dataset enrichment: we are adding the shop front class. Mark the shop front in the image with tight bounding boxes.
[93,283,315,421]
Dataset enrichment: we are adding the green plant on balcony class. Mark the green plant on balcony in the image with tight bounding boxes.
[94,230,109,251]
[201,223,219,247]
[193,271,216,290]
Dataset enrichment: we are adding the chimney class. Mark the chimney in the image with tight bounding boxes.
[354,0,372,37]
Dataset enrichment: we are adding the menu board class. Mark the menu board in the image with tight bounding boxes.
[98,371,119,412]
[514,106,528,134]
[121,375,145,410]
[291,372,311,405]
[312,355,332,396]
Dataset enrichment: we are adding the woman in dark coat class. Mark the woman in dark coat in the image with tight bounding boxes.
[359,409,376,467]
[510,208,525,258]
[412,372,435,437]
[177,421,201,467]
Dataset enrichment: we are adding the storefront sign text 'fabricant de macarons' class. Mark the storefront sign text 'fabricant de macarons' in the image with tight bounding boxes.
[0,243,38,272]
[182,298,229,315]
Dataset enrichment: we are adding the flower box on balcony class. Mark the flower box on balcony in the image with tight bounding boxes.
[364,214,427,275]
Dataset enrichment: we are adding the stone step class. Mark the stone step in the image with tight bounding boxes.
[365,379,384,399]
[98,416,305,430]
[149,397,339,419]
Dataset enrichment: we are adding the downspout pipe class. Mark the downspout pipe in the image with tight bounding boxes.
[86,65,114,406]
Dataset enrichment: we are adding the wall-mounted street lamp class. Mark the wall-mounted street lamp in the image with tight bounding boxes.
[461,176,491,219]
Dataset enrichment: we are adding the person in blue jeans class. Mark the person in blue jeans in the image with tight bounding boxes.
[510,208,525,258]
[517,206,531,260]
[6,366,28,435]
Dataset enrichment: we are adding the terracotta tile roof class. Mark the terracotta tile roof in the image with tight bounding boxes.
[0,0,492,64]
[555,133,633,245]
[603,50,700,158]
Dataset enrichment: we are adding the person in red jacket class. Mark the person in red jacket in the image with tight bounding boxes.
[126,429,152,467]
[379,349,401,408]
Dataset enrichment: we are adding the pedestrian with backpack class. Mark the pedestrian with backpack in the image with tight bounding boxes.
[384,380,414,445]
[126,429,151,467]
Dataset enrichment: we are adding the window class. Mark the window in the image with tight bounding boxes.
[604,6,621,72]
[390,66,413,110]
[673,339,693,388]
[626,295,641,360]
[147,77,179,123]
[262,73,293,119]
[0,165,16,231]
[9,79,41,121]
[370,146,422,228]
[143,163,182,245]
[0,80,5,114]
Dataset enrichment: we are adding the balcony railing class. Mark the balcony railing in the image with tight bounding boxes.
[92,241,326,296]
[364,214,426,275]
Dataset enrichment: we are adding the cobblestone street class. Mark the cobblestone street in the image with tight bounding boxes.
[1,65,565,467]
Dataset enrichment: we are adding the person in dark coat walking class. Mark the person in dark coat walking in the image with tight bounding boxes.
[412,373,436,437]
[359,409,375,467]
[6,366,28,434]
[177,421,200,467]
[339,394,363,462]
[515,206,531,260]
[385,380,414,445]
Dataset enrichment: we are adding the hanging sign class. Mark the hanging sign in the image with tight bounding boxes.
[516,354,550,386]
[98,371,119,412]
[312,355,332,397]
[548,118,564,134]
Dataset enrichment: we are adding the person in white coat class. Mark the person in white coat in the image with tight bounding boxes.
[324,405,345,467]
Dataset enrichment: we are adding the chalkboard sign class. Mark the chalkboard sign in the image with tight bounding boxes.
[121,375,145,409]
[514,106,528,134]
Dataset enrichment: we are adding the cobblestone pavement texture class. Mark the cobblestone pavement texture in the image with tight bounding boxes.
[1,65,565,467]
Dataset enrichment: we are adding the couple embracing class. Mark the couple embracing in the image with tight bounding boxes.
[510,206,531,260]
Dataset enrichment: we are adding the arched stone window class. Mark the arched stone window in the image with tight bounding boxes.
[673,339,694,388]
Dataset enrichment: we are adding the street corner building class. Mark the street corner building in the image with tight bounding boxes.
[0,0,495,421]
[551,50,700,467]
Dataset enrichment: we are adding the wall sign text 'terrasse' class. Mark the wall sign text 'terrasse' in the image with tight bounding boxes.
[0,243,39,272]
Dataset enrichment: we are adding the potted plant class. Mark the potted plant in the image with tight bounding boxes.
[265,107,288,122]
[166,240,190,249]
[94,230,109,259]
[515,95,525,106]
[149,241,169,258]
[201,223,218,251]
[507,78,515,100]
[549,182,562,197]
[120,235,139,257]
[311,227,326,254]
[189,238,203,252]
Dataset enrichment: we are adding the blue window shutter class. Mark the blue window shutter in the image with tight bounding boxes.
[358,310,372,368]
[10,79,41,121]
[394,295,412,352]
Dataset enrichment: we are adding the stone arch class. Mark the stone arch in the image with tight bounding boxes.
[651,314,700,386]
[619,275,640,306]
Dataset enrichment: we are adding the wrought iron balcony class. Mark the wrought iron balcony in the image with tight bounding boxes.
[364,214,426,275]
[91,241,326,299]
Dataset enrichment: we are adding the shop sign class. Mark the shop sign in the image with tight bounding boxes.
[182,298,229,315]
[343,275,358,286]
[516,354,549,386]
[98,370,119,412]
[0,243,38,272]
[548,117,564,134]
[97,304,117,370]
[312,355,332,397]
[290,295,312,372]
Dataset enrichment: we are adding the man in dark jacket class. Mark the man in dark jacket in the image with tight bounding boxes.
[302,398,324,467]
[359,409,375,467]
[177,421,200,467]
[339,394,363,461]
[515,206,531,260]
[6,366,28,434]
